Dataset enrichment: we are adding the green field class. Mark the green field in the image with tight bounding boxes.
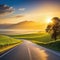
[0,35,21,49]
[10,32,60,52]
[10,32,53,43]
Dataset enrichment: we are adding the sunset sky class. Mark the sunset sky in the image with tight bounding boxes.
[0,0,60,24]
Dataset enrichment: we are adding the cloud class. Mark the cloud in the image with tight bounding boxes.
[0,14,24,24]
[18,8,25,11]
[12,14,24,18]
[15,15,24,18]
[0,4,14,16]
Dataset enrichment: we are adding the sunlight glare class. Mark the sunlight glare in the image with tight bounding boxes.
[46,17,52,23]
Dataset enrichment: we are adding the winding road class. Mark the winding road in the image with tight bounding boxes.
[0,40,60,60]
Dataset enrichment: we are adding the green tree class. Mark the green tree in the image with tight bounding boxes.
[46,17,60,40]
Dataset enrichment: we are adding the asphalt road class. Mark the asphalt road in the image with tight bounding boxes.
[0,40,60,60]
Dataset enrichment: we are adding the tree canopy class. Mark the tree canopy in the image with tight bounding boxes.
[46,17,60,40]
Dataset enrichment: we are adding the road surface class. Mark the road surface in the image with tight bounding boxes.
[0,40,60,60]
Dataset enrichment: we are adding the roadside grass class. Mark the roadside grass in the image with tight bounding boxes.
[35,40,60,52]
[0,34,22,53]
[10,32,60,52]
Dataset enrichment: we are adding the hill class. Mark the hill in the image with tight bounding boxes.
[0,21,46,31]
[8,21,41,30]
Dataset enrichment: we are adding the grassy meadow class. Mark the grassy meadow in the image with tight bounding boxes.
[0,34,22,53]
[10,32,60,52]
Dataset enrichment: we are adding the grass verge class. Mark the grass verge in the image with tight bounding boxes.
[0,34,22,53]
[32,40,60,52]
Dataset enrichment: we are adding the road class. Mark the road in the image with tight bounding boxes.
[0,40,60,60]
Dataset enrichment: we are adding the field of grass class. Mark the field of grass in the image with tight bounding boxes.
[10,32,60,52]
[0,34,22,53]
[10,32,53,42]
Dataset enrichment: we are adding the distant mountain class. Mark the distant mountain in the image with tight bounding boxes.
[0,21,46,30]
[8,21,41,30]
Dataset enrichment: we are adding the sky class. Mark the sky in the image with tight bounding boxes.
[0,0,60,24]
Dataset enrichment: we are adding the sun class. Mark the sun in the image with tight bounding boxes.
[47,19,51,23]
[46,17,52,23]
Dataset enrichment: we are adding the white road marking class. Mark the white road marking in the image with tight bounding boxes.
[24,40,32,60]
[27,47,32,60]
